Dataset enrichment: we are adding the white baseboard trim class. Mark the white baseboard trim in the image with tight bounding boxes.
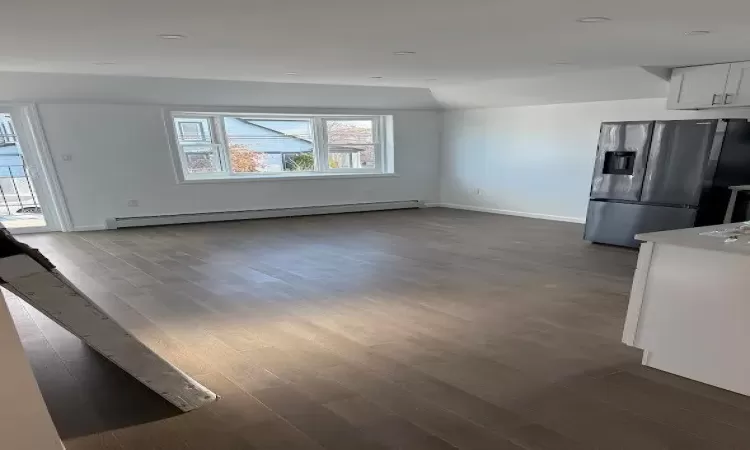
[433,203,585,224]
[72,225,107,232]
[105,200,423,229]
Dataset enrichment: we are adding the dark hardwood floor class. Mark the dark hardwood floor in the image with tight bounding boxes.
[8,208,750,449]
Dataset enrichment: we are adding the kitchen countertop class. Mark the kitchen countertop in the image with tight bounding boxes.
[636,222,750,256]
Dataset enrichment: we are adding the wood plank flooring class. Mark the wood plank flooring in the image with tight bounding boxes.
[8,208,750,449]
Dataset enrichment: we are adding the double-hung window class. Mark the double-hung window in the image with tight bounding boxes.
[169,113,390,181]
[174,117,224,175]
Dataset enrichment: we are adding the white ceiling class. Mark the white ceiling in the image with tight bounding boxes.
[2,0,750,88]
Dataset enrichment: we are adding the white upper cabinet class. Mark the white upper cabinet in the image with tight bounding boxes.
[667,61,750,109]
[724,61,750,107]
[667,64,731,109]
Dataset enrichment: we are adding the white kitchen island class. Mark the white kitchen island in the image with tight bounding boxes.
[623,223,750,397]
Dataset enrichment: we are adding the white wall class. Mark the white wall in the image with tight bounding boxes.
[41,104,439,230]
[0,73,441,231]
[13,71,750,230]
[440,98,750,222]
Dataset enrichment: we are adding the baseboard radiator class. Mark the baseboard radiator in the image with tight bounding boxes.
[105,200,422,229]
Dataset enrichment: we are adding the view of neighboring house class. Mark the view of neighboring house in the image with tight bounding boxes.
[225,118,314,172]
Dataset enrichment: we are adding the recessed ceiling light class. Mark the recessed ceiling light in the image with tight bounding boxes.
[285,72,298,75]
[159,34,185,39]
[553,62,572,66]
[576,17,611,23]
[685,30,711,36]
[93,61,116,66]
[426,78,438,81]
[394,51,416,56]
[370,76,384,79]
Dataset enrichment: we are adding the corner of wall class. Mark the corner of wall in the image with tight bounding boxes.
[433,109,447,204]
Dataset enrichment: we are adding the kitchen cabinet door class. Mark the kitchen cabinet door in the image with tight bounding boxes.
[724,62,750,107]
[667,64,731,109]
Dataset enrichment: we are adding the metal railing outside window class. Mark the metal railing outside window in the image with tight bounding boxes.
[0,117,41,217]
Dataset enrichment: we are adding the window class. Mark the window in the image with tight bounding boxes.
[224,118,314,174]
[170,113,390,181]
[323,119,378,170]
[173,117,223,175]
[178,121,207,141]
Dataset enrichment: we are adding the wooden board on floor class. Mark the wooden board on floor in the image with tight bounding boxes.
[0,227,216,412]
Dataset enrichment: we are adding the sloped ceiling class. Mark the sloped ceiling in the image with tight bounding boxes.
[430,67,671,109]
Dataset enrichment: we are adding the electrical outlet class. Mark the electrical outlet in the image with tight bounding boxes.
[61,154,73,162]
[127,200,139,207]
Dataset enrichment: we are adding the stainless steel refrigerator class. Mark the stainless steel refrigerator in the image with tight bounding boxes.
[584,119,750,247]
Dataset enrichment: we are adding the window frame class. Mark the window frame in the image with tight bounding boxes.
[167,111,389,182]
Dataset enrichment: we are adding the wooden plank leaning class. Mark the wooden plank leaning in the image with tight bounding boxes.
[0,226,216,412]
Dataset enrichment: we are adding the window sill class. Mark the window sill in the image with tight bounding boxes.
[179,172,400,184]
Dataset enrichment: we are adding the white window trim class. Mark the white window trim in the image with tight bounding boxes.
[179,172,400,184]
[166,111,391,182]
